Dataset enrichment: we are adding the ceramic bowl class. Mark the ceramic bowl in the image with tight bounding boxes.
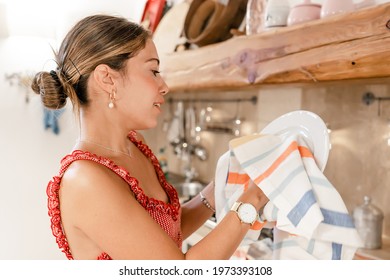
[287,0,321,26]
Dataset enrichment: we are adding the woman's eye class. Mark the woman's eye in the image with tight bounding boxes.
[152,70,160,76]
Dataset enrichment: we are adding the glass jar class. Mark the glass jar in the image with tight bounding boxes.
[353,196,384,249]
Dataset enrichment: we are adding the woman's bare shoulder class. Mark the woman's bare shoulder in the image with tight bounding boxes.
[59,157,183,259]
[60,159,130,201]
[62,159,111,183]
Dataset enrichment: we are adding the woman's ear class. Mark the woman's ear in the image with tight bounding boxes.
[93,64,117,92]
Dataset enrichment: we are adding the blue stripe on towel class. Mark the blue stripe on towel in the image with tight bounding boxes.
[332,243,342,260]
[308,176,333,188]
[321,209,355,228]
[274,239,298,250]
[271,205,279,220]
[287,190,316,226]
[307,239,315,255]
[240,142,283,168]
[268,165,305,200]
[225,160,230,185]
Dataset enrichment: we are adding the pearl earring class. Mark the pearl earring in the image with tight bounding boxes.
[108,89,116,109]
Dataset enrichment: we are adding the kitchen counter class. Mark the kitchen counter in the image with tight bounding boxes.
[184,221,390,260]
[354,236,390,260]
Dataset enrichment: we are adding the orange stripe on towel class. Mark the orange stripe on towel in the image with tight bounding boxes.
[298,146,314,158]
[227,172,250,184]
[227,172,250,191]
[254,141,298,185]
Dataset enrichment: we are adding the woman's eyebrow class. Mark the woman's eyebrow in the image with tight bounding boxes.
[146,58,160,65]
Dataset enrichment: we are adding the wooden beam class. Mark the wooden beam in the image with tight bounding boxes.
[160,3,390,92]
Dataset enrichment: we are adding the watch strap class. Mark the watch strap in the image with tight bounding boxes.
[230,201,242,212]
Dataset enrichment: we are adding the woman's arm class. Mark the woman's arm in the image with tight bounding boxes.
[180,181,215,239]
[136,132,269,258]
[62,161,267,260]
[181,180,268,259]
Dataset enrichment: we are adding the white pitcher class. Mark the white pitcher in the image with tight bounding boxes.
[264,0,290,29]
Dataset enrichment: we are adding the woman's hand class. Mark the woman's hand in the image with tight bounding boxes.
[239,179,269,211]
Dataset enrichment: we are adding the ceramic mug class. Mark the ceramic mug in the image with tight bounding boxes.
[264,0,290,28]
[321,0,375,18]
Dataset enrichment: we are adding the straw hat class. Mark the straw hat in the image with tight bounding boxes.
[183,0,247,47]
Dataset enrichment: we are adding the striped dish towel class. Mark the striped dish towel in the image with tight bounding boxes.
[214,132,363,260]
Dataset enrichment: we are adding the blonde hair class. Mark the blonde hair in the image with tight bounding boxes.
[31,14,151,113]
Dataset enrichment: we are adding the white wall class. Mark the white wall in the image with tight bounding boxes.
[0,0,147,260]
[0,0,147,39]
[0,37,77,259]
[0,3,8,38]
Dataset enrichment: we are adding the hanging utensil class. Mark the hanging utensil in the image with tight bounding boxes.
[232,100,242,136]
[186,105,197,141]
[162,98,174,132]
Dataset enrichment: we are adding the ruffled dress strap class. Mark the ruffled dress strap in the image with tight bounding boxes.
[47,131,181,260]
[126,131,181,218]
[48,150,129,260]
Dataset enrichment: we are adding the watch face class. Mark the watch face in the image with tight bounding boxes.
[238,203,257,224]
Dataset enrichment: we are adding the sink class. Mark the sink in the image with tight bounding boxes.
[166,172,205,198]
[175,181,204,197]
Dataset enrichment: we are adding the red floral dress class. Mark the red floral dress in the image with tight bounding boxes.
[47,131,182,260]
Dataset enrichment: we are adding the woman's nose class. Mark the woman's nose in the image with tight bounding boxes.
[160,79,169,95]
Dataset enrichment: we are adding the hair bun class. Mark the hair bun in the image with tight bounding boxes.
[31,71,67,109]
[49,70,61,87]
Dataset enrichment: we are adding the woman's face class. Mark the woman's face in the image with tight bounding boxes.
[115,39,169,130]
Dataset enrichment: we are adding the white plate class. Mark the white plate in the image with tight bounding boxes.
[260,110,330,171]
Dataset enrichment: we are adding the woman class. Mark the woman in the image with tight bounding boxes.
[31,14,268,260]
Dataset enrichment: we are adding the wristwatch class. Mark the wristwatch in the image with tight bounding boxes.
[230,201,258,225]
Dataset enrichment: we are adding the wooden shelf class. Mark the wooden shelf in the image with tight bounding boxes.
[160,3,390,93]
